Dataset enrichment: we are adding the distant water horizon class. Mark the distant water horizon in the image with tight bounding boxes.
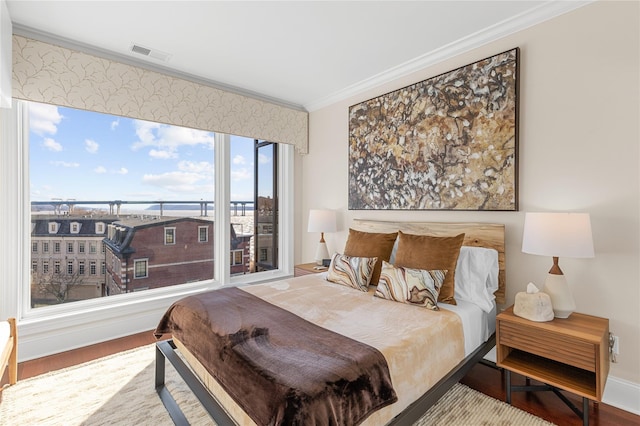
[31,207,255,219]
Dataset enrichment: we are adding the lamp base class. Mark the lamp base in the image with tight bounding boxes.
[543,273,576,318]
[314,241,330,265]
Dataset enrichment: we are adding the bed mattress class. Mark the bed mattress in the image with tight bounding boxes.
[163,273,494,425]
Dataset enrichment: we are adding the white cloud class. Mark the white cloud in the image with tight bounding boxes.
[43,138,63,152]
[85,139,99,154]
[258,153,270,164]
[110,119,119,131]
[231,168,251,181]
[116,167,128,175]
[178,160,213,174]
[50,161,79,168]
[29,102,63,136]
[94,166,107,174]
[142,171,211,193]
[149,149,177,160]
[131,119,215,160]
[233,155,246,165]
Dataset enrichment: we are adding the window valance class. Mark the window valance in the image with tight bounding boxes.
[11,35,308,154]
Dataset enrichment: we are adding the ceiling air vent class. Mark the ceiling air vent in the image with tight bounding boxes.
[129,43,172,62]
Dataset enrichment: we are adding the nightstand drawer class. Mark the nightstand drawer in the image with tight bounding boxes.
[499,321,596,372]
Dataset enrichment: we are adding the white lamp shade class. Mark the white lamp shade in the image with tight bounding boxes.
[307,209,337,233]
[522,212,594,258]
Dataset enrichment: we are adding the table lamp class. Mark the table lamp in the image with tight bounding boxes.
[521,212,594,318]
[307,209,337,265]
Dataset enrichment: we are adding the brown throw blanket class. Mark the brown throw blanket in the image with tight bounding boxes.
[155,287,397,425]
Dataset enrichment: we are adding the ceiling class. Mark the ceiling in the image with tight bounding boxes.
[6,1,589,111]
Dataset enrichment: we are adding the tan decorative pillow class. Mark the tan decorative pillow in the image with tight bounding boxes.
[343,228,398,286]
[326,253,378,292]
[375,261,446,310]
[394,231,465,305]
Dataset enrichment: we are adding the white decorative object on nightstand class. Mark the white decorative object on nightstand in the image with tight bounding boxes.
[513,282,554,322]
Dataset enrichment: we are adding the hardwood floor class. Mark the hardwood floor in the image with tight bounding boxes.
[2,331,639,425]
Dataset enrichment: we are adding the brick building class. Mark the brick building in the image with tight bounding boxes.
[30,215,120,306]
[103,216,252,295]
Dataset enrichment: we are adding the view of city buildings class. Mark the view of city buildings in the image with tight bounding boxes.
[30,198,276,307]
[27,100,279,308]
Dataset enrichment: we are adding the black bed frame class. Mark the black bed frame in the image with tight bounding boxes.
[155,333,496,426]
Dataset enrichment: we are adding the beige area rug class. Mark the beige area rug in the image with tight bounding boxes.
[0,344,555,425]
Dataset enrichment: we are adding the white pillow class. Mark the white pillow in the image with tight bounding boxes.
[454,246,499,313]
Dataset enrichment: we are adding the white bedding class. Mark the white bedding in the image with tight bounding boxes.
[439,299,496,357]
[314,270,496,358]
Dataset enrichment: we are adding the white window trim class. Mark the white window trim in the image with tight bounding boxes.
[133,258,149,279]
[198,225,208,243]
[230,249,244,266]
[164,227,176,245]
[0,101,294,361]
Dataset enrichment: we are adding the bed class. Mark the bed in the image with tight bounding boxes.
[154,220,506,425]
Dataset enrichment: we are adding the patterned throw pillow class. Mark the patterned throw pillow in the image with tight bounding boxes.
[375,261,447,310]
[326,253,378,292]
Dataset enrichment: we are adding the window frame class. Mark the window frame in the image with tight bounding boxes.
[0,101,294,362]
[164,227,176,245]
[198,226,208,243]
[133,259,149,279]
[230,249,244,266]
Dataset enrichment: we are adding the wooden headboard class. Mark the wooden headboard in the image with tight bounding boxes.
[352,219,506,305]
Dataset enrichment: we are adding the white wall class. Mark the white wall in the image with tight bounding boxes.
[297,0,639,413]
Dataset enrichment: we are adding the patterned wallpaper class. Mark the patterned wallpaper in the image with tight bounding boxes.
[11,35,308,154]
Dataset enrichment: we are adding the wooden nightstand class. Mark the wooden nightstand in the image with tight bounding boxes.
[497,306,609,426]
[294,262,327,277]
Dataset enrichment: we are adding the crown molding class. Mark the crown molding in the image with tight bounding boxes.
[304,0,594,112]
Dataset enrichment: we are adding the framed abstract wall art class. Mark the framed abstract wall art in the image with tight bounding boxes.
[348,48,519,211]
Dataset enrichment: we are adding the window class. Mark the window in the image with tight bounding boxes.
[43,261,49,274]
[31,261,37,273]
[67,261,73,275]
[43,242,49,253]
[14,99,291,327]
[54,261,61,274]
[231,250,243,266]
[32,241,37,253]
[164,227,176,245]
[259,247,268,262]
[134,259,148,279]
[198,226,208,243]
[229,138,279,275]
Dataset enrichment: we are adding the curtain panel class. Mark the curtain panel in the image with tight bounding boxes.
[11,35,308,154]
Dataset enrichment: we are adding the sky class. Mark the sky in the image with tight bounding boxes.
[28,101,272,210]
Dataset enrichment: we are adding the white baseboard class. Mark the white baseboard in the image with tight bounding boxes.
[603,375,640,415]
